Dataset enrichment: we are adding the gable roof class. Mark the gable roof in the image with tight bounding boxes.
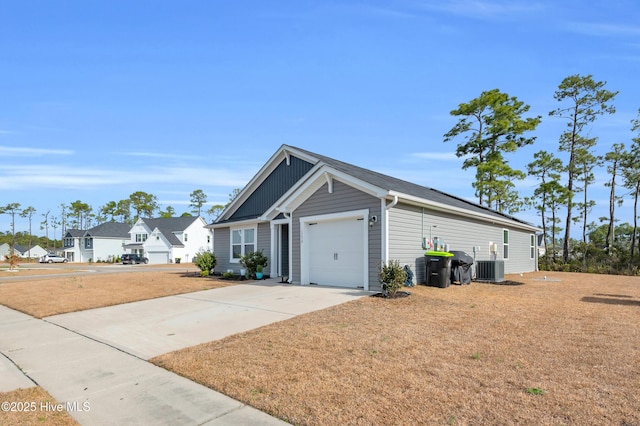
[13,244,27,254]
[140,216,202,247]
[86,222,131,238]
[65,229,85,238]
[216,144,538,231]
[65,223,131,239]
[289,146,535,228]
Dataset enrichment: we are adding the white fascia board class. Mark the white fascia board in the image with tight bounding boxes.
[208,218,265,229]
[275,166,388,215]
[387,191,541,232]
[218,145,321,222]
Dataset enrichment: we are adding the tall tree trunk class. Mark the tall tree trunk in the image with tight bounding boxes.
[551,206,557,263]
[631,183,639,264]
[563,179,573,263]
[606,161,618,252]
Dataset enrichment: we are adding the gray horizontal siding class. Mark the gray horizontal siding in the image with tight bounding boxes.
[388,203,536,283]
[292,180,382,291]
[257,222,271,266]
[213,227,231,273]
[213,222,272,275]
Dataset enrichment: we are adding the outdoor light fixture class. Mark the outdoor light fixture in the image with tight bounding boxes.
[369,215,378,227]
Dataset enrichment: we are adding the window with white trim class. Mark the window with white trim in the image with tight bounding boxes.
[530,234,535,259]
[135,233,147,242]
[231,227,256,262]
[503,229,509,260]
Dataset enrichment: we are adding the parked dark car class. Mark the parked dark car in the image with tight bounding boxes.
[121,254,149,264]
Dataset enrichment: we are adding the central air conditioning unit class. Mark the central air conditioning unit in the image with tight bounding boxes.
[475,260,505,282]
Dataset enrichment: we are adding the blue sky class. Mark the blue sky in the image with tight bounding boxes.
[1,0,639,239]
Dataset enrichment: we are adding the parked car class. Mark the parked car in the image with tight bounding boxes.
[39,254,68,263]
[122,254,149,265]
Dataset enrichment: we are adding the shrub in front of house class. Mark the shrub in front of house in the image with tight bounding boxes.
[378,259,406,297]
[194,251,217,277]
[240,250,268,279]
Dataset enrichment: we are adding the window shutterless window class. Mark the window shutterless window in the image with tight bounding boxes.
[231,227,256,262]
[503,229,509,260]
[530,234,535,259]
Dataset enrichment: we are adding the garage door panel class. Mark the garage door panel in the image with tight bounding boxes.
[307,217,365,288]
[147,252,169,264]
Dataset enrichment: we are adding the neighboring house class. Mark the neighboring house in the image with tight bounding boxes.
[63,223,131,262]
[0,243,47,259]
[125,216,212,264]
[209,145,541,292]
[15,244,48,259]
[0,243,12,258]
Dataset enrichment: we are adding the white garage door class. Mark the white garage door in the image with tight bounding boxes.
[147,252,169,264]
[307,216,366,288]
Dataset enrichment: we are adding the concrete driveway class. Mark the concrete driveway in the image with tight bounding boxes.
[1,282,370,424]
[45,282,369,359]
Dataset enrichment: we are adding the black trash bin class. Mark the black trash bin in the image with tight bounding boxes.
[424,251,453,288]
[450,251,474,285]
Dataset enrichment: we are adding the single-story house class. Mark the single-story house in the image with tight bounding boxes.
[0,243,10,258]
[0,243,48,259]
[63,222,131,262]
[125,216,212,264]
[209,145,540,292]
[14,244,48,259]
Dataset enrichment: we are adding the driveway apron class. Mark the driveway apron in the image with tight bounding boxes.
[0,282,370,425]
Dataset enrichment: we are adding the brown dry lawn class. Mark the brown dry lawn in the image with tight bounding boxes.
[0,266,237,318]
[1,269,639,425]
[0,388,79,426]
[153,272,640,425]
[0,266,238,426]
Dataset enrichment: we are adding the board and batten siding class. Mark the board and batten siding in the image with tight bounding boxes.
[388,203,536,283]
[292,180,383,291]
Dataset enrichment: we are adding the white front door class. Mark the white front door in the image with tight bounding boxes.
[305,215,366,288]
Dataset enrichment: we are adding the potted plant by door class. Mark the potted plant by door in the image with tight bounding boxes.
[240,251,268,280]
[256,265,264,280]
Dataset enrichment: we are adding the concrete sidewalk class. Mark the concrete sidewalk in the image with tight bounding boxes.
[0,282,370,425]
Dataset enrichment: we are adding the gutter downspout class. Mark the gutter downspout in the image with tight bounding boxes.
[283,212,292,283]
[385,195,398,210]
[382,196,398,265]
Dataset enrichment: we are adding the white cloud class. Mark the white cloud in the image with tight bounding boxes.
[411,152,462,161]
[123,151,202,161]
[0,164,251,190]
[566,21,640,37]
[0,145,74,156]
[414,0,545,19]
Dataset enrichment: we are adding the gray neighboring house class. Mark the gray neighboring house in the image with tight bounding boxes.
[209,145,540,292]
[63,222,131,262]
